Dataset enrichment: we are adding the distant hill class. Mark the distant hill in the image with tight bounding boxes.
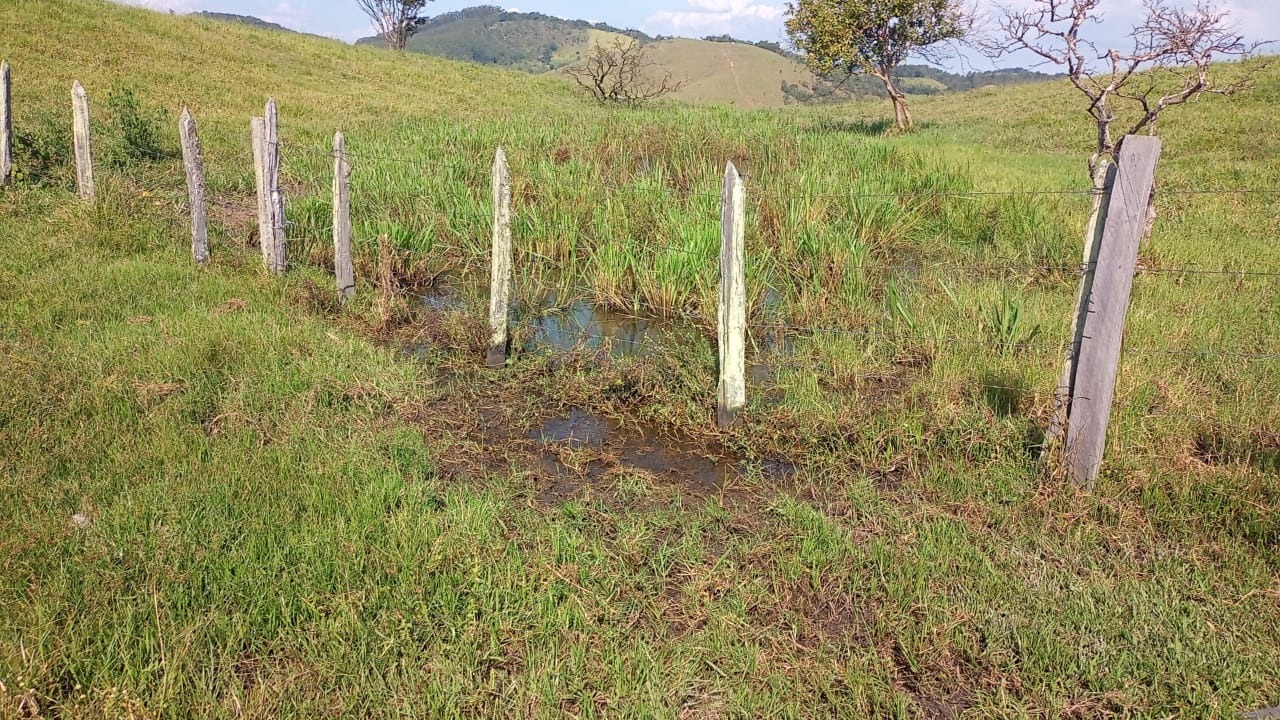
[190,12,298,34]
[356,6,650,74]
[358,5,1062,107]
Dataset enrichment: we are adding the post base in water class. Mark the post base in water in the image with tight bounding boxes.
[485,345,507,368]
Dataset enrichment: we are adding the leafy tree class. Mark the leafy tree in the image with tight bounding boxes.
[356,0,432,51]
[785,0,972,129]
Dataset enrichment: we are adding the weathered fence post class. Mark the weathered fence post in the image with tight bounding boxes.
[1,61,12,186]
[179,108,209,266]
[1045,160,1116,449]
[486,146,512,368]
[332,131,354,302]
[1062,135,1162,488]
[250,116,270,267]
[262,98,286,274]
[71,81,94,201]
[717,162,746,429]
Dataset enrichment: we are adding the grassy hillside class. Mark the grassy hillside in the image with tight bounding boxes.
[2,1,1279,718]
[643,38,813,110]
[363,6,1057,107]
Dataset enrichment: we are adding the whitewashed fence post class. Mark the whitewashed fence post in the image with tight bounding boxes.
[486,146,512,368]
[1063,135,1162,489]
[1,61,12,185]
[717,162,746,428]
[332,131,354,302]
[71,81,94,201]
[263,98,286,274]
[250,116,270,267]
[179,108,209,266]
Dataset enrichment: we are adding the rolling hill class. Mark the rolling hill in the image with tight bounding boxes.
[361,5,1060,108]
[356,6,645,74]
[639,38,815,110]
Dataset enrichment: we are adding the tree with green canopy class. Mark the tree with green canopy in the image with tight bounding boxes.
[785,0,973,129]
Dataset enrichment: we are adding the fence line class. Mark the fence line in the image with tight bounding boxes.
[7,83,1277,486]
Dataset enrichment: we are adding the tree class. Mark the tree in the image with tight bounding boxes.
[355,0,432,51]
[566,39,685,108]
[785,0,973,129]
[992,0,1268,189]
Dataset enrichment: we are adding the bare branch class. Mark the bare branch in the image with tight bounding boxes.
[355,0,430,51]
[566,39,686,108]
[991,0,1270,180]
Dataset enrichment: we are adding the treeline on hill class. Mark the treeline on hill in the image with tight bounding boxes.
[782,65,1063,105]
[357,6,654,73]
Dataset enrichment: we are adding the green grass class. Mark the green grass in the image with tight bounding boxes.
[2,1,1279,718]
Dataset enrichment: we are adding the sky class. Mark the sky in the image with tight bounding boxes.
[118,0,1278,71]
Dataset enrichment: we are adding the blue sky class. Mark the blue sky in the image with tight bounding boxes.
[119,0,1277,71]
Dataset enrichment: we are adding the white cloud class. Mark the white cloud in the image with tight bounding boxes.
[644,0,788,40]
[115,0,198,11]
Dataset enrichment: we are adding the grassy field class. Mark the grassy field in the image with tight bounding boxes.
[2,1,1279,717]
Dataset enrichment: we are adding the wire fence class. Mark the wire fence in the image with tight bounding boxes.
[270,132,1280,380]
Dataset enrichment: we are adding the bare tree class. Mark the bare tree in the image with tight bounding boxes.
[356,0,431,51]
[993,0,1268,188]
[567,39,685,108]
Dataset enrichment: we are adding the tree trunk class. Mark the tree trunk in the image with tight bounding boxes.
[877,73,913,130]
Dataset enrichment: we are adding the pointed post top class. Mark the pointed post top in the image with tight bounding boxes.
[72,80,86,96]
[180,106,192,123]
[492,146,508,183]
[724,161,740,185]
[1,60,9,73]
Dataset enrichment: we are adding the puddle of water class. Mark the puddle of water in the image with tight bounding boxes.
[529,408,792,493]
[413,283,465,313]
[528,407,607,448]
[526,300,706,358]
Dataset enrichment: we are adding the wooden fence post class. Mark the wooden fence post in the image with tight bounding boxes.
[1,61,12,186]
[717,161,746,428]
[1045,160,1117,449]
[250,116,270,268]
[1063,135,1162,488]
[263,98,286,274]
[332,131,354,302]
[179,108,209,266]
[486,146,512,368]
[71,81,94,202]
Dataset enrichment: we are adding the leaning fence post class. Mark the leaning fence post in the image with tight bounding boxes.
[71,81,94,202]
[179,108,209,266]
[263,98,286,274]
[717,161,746,428]
[332,131,354,302]
[486,146,512,368]
[1,61,12,185]
[1063,135,1162,489]
[1045,160,1116,450]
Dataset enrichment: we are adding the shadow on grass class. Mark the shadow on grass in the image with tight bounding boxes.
[803,118,939,137]
[980,373,1047,459]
